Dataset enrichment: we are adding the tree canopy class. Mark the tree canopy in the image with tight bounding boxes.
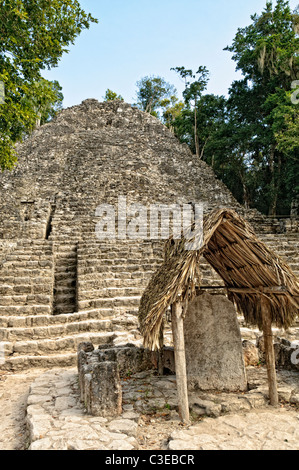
[166,0,299,216]
[135,76,176,118]
[0,0,98,170]
[103,89,124,101]
[1,0,298,217]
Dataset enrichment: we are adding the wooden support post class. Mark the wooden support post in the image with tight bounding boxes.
[261,295,279,406]
[158,319,164,376]
[171,301,190,424]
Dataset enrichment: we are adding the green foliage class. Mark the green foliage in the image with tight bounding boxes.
[160,95,184,130]
[225,0,299,87]
[135,76,176,117]
[0,0,98,171]
[222,0,299,215]
[171,66,210,158]
[171,66,209,106]
[167,1,298,216]
[103,89,124,101]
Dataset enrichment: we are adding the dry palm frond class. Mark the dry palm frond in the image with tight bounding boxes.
[138,208,299,350]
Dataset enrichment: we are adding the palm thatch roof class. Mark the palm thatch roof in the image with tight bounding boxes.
[139,208,299,351]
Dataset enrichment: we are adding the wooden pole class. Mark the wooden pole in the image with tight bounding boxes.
[261,295,279,406]
[158,319,164,376]
[171,301,190,424]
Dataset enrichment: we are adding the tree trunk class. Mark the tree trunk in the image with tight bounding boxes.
[239,165,250,209]
[261,295,279,406]
[268,144,281,217]
[158,319,165,376]
[194,97,200,159]
[171,302,190,424]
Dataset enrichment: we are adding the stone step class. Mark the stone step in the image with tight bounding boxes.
[0,269,53,278]
[53,246,77,254]
[54,282,76,293]
[0,305,52,316]
[0,318,114,342]
[0,330,141,371]
[0,261,53,270]
[1,255,53,262]
[78,277,150,289]
[53,246,77,316]
[79,271,156,281]
[54,272,77,283]
[81,307,139,318]
[78,242,161,249]
[78,264,156,274]
[0,311,139,342]
[54,265,76,273]
[78,286,144,300]
[53,305,76,316]
[0,352,78,371]
[4,331,116,356]
[54,291,76,302]
[78,296,141,310]
[78,243,160,250]
[0,294,52,306]
[0,276,53,285]
[263,244,299,251]
[0,284,53,295]
[78,258,161,266]
[0,308,139,329]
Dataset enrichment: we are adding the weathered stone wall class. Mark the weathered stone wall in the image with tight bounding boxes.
[77,342,157,416]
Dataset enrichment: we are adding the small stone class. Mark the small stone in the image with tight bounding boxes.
[29,438,54,451]
[121,411,140,421]
[108,419,138,437]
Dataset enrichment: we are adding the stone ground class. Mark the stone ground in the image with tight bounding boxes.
[0,367,299,450]
[0,366,298,451]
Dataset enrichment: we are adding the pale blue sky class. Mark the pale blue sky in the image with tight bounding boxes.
[43,0,299,108]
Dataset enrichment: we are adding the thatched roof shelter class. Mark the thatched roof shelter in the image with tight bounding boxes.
[139,208,299,418]
[139,208,299,351]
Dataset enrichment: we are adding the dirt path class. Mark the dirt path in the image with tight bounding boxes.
[0,369,46,450]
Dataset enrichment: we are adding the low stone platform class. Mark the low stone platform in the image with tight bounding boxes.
[25,366,299,450]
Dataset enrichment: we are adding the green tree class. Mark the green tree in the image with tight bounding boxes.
[160,95,184,132]
[224,0,299,215]
[135,76,176,118]
[171,66,209,159]
[103,89,124,101]
[0,0,98,171]
[27,79,64,128]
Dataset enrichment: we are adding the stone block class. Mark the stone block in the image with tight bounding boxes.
[184,293,248,392]
[88,362,122,417]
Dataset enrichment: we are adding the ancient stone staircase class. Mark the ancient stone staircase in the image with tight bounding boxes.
[53,243,77,315]
[0,239,164,370]
[76,240,163,314]
[0,231,298,371]
[0,240,54,317]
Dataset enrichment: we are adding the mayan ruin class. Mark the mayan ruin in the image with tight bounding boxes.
[0,99,298,451]
[0,0,298,455]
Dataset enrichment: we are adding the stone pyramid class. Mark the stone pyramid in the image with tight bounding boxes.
[0,99,243,242]
[0,99,297,371]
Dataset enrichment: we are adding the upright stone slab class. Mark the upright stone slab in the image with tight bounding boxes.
[184,293,247,392]
[87,362,122,417]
